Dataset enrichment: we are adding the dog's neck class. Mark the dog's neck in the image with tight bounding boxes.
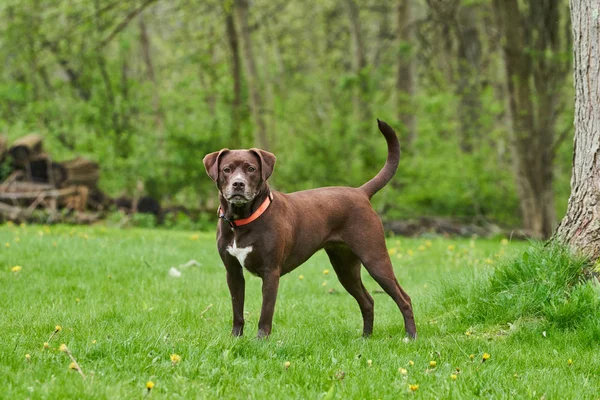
[219,185,271,222]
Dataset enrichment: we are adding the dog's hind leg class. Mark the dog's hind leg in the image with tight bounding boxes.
[325,246,375,337]
[343,217,417,339]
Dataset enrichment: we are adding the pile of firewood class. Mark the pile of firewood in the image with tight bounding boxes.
[0,133,109,223]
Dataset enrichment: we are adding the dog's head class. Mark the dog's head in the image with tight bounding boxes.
[203,148,276,206]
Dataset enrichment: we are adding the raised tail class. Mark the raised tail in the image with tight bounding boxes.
[359,119,400,199]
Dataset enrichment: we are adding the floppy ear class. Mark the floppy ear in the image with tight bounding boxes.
[203,149,230,182]
[249,148,277,181]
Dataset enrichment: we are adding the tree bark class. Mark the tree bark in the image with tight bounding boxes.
[396,0,416,148]
[493,0,567,239]
[235,0,269,150]
[554,0,600,258]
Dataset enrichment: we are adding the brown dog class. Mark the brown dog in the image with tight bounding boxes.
[203,120,416,339]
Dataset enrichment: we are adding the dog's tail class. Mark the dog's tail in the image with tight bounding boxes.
[359,119,400,199]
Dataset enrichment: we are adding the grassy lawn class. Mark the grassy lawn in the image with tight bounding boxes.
[1,224,599,399]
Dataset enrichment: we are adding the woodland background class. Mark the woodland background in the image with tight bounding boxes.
[0,0,574,237]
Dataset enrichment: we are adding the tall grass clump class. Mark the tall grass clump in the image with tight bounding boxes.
[439,242,600,330]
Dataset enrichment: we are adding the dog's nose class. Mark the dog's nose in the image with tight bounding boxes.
[232,180,245,189]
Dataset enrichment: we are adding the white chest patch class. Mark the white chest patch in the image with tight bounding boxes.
[226,240,253,267]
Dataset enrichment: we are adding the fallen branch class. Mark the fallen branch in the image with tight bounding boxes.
[0,186,79,201]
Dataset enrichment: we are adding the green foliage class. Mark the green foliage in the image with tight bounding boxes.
[0,0,574,227]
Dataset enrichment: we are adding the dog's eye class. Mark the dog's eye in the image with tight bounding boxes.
[248,166,256,172]
[223,167,231,173]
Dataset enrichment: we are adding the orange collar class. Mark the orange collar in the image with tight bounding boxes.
[218,192,273,228]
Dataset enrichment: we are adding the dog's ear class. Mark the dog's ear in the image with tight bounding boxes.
[250,148,276,181]
[203,149,230,182]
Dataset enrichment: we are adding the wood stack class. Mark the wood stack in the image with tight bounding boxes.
[0,134,108,223]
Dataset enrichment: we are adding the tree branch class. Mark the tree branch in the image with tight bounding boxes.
[98,0,158,48]
[551,124,573,157]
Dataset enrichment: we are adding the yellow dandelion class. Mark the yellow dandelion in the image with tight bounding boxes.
[76,298,80,303]
[409,384,419,392]
[37,230,44,237]
[69,362,78,370]
[484,258,494,265]
[11,265,22,273]
[52,242,57,247]
[425,240,432,248]
[20,222,26,228]
[501,238,509,245]
[323,269,330,275]
[190,234,200,241]
[469,240,475,248]
[418,245,426,251]
[469,354,475,360]
[482,353,491,361]
[146,381,155,390]
[451,374,457,380]
[92,340,97,344]
[5,243,10,248]
[298,275,304,280]
[15,237,20,243]
[170,353,182,365]
[567,359,573,366]
[447,245,455,251]
[408,360,414,366]
[82,234,89,240]
[429,360,437,368]
[6,221,13,227]
[397,253,403,259]
[399,367,408,375]
[407,249,414,256]
[43,342,49,349]
[55,325,62,333]
[284,361,291,370]
[322,281,328,286]
[367,359,372,367]
[59,344,68,352]
[388,248,397,256]
[25,354,31,361]
[465,330,472,336]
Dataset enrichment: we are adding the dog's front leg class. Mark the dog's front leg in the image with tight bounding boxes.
[257,269,280,339]
[226,265,245,336]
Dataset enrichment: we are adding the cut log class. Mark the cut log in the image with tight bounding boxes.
[27,156,68,186]
[61,157,100,188]
[9,134,44,166]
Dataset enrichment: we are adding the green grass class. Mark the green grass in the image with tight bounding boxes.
[1,224,599,399]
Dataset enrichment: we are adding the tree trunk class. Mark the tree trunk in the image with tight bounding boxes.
[346,0,370,123]
[455,5,482,153]
[493,0,567,239]
[396,0,416,148]
[225,9,243,148]
[139,11,165,145]
[234,0,269,150]
[554,0,600,258]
